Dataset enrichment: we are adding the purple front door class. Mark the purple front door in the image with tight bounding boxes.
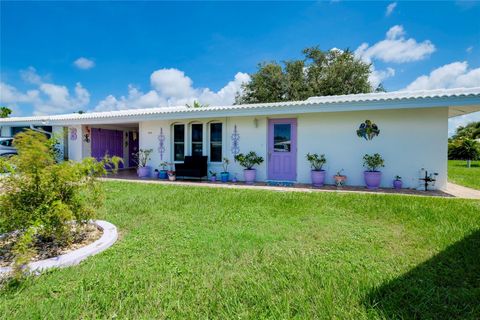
[268,118,297,181]
[91,128,124,169]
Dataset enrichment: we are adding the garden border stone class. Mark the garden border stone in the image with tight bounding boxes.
[0,220,118,275]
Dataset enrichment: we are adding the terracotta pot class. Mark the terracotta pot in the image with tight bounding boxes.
[334,175,347,187]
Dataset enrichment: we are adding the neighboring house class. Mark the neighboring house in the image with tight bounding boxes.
[1,87,480,190]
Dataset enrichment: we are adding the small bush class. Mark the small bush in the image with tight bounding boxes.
[363,153,385,172]
[0,130,121,273]
[234,152,264,170]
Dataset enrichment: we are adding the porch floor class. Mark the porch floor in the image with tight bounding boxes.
[104,169,460,198]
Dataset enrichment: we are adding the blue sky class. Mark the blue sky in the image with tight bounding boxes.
[1,1,479,131]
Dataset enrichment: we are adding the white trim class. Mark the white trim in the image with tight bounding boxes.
[0,220,118,275]
[2,87,479,126]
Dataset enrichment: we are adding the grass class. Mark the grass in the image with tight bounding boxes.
[1,181,479,319]
[448,160,480,190]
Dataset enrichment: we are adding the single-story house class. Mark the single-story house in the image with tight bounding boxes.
[1,87,480,190]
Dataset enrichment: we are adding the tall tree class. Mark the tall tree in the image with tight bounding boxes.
[451,121,480,140]
[236,47,373,104]
[0,106,12,118]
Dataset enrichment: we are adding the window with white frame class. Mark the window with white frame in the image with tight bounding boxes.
[191,123,203,156]
[210,123,222,162]
[173,124,185,161]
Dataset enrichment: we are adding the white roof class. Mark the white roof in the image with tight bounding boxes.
[2,87,480,126]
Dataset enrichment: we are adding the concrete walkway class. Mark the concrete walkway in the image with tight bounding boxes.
[446,182,480,200]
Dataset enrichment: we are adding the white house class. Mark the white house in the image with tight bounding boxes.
[2,87,480,190]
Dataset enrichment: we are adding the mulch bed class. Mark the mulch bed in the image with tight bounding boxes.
[0,224,102,268]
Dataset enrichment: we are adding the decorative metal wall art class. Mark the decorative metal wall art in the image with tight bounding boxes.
[158,128,166,160]
[357,120,380,140]
[69,127,77,141]
[231,125,240,160]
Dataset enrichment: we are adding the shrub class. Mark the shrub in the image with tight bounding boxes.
[234,152,264,170]
[306,153,326,171]
[363,153,385,172]
[132,149,153,168]
[0,130,121,272]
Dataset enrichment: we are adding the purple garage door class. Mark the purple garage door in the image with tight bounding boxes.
[268,118,297,181]
[91,128,124,169]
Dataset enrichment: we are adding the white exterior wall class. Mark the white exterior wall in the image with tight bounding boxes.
[0,126,12,137]
[68,125,83,161]
[138,107,448,190]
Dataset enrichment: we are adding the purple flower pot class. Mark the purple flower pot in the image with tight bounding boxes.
[210,176,217,182]
[311,170,326,187]
[393,179,403,190]
[220,172,229,183]
[244,169,256,184]
[364,171,382,189]
[137,166,151,178]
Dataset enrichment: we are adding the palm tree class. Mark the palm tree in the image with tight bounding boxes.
[456,139,480,168]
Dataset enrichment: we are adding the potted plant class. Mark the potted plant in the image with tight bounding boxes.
[133,149,153,178]
[393,175,402,190]
[209,171,217,182]
[234,151,264,184]
[306,153,327,187]
[220,158,230,183]
[167,163,176,181]
[159,161,169,179]
[363,153,385,189]
[333,169,347,187]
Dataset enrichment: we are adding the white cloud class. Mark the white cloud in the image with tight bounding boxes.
[385,2,397,16]
[0,68,90,115]
[466,46,473,53]
[369,67,395,89]
[355,25,436,63]
[74,57,95,70]
[405,61,480,91]
[95,69,250,111]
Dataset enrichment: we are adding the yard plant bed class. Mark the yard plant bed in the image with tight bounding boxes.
[1,181,479,319]
[0,223,102,268]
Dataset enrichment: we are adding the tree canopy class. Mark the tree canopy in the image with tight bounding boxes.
[235,47,374,104]
[0,106,12,118]
[451,121,480,141]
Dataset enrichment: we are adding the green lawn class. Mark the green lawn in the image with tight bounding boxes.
[2,181,479,319]
[449,160,480,190]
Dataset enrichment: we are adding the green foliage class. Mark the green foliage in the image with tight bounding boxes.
[236,47,373,104]
[0,130,121,269]
[451,121,480,140]
[448,138,480,161]
[186,100,209,108]
[0,106,12,118]
[132,149,153,168]
[234,151,264,170]
[306,153,326,171]
[222,157,230,173]
[363,153,385,171]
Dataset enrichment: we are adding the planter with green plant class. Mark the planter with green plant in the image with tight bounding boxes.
[220,158,230,182]
[132,149,153,178]
[333,169,347,187]
[159,161,169,179]
[363,153,385,189]
[234,151,264,184]
[393,175,402,189]
[209,171,217,182]
[306,153,327,187]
